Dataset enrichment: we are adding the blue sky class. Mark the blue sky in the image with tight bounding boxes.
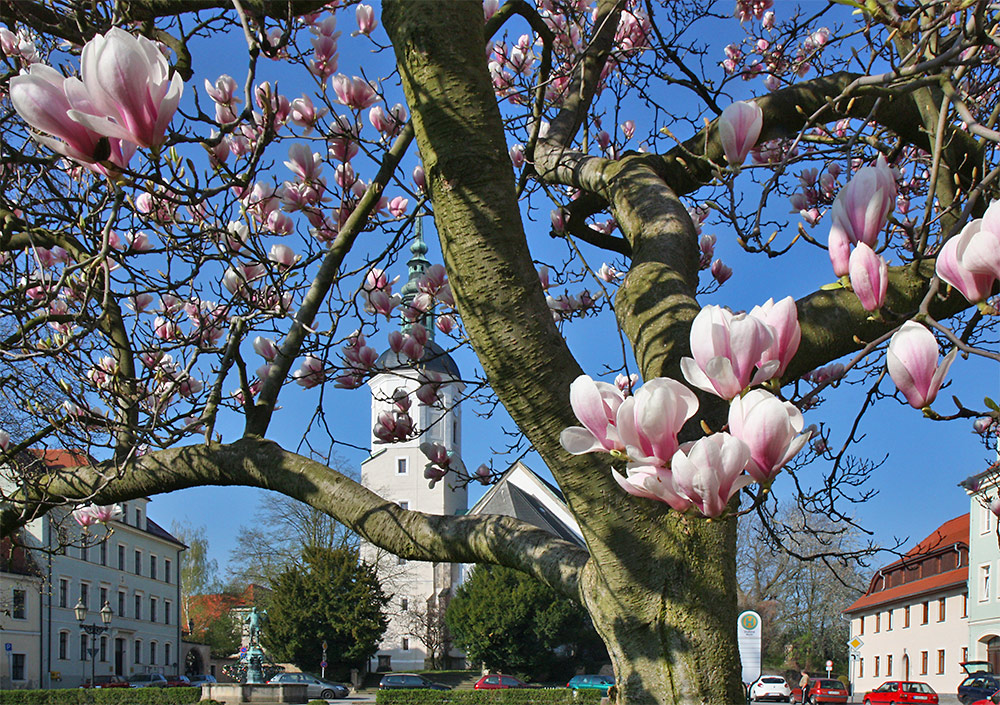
[124,2,1000,579]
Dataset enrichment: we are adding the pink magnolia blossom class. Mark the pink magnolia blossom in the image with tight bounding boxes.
[680,305,778,400]
[711,259,733,284]
[718,100,763,168]
[0,430,10,451]
[268,243,299,269]
[292,355,327,388]
[886,320,957,409]
[436,314,457,335]
[728,389,808,483]
[253,336,279,361]
[749,296,800,377]
[355,4,378,35]
[559,375,626,455]
[936,223,996,304]
[73,504,122,527]
[70,28,183,149]
[954,201,1000,283]
[848,242,888,312]
[289,95,326,134]
[388,196,409,218]
[204,74,238,105]
[284,143,324,182]
[828,223,852,278]
[413,165,426,192]
[597,263,621,282]
[829,155,896,248]
[616,377,699,466]
[612,464,693,512]
[615,373,639,394]
[509,144,525,169]
[670,433,752,518]
[331,74,378,110]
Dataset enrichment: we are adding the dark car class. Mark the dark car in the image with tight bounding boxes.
[474,674,529,690]
[267,672,350,699]
[165,675,191,687]
[378,673,451,691]
[567,674,615,696]
[791,679,849,704]
[127,673,168,688]
[862,681,938,705]
[960,675,1000,705]
[80,674,129,688]
[187,674,217,687]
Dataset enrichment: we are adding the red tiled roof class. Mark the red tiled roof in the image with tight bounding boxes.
[27,448,91,469]
[843,514,969,614]
[844,565,967,613]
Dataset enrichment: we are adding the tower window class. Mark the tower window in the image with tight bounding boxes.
[397,458,408,475]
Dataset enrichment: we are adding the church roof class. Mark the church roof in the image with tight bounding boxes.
[374,339,460,379]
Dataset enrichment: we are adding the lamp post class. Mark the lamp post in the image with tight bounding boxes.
[75,599,112,687]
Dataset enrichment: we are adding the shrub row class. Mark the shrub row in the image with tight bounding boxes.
[376,688,604,705]
[0,687,202,704]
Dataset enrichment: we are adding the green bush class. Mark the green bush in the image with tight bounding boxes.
[0,687,201,704]
[376,688,603,705]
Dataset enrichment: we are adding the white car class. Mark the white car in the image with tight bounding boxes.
[752,675,792,702]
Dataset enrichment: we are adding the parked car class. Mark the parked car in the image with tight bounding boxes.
[863,680,938,705]
[267,672,350,699]
[474,674,531,689]
[166,675,191,687]
[127,673,168,688]
[790,679,849,704]
[567,674,615,696]
[187,674,217,687]
[80,674,129,688]
[378,673,451,691]
[961,676,1000,705]
[751,675,791,702]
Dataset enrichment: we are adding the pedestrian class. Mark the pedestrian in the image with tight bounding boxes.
[798,671,810,704]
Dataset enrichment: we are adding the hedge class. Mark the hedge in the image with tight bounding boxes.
[0,687,201,704]
[376,688,604,705]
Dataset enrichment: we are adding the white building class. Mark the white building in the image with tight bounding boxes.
[360,228,467,672]
[962,461,1000,669]
[843,514,969,697]
[9,449,185,688]
[0,538,43,689]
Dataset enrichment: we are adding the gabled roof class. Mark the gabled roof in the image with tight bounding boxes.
[843,513,969,614]
[146,518,185,548]
[468,462,585,547]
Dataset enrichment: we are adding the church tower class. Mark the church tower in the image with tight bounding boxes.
[361,221,467,672]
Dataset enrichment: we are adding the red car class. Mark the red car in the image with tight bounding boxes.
[971,689,1000,705]
[166,675,192,687]
[862,681,938,705]
[474,675,528,689]
[791,678,849,704]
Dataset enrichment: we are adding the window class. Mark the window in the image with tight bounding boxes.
[79,633,87,661]
[11,653,24,681]
[904,605,910,628]
[134,508,141,527]
[397,556,406,566]
[150,555,157,581]
[100,540,107,566]
[963,647,969,662]
[401,638,409,651]
[858,658,863,678]
[397,457,408,475]
[165,559,171,584]
[118,591,126,618]
[150,597,157,623]
[80,582,89,610]
[875,613,880,632]
[99,587,108,611]
[922,601,930,623]
[134,549,142,575]
[874,656,880,677]
[401,598,408,611]
[118,544,125,570]
[887,654,893,676]
[165,601,171,625]
[58,632,68,660]
[982,565,991,602]
[983,501,993,534]
[921,651,928,675]
[859,616,864,635]
[80,542,88,562]
[150,640,157,665]
[100,636,107,662]
[939,597,946,621]
[134,639,142,664]
[12,589,25,619]
[59,578,68,608]
[165,642,171,666]
[135,594,142,620]
[399,501,409,510]
[887,609,893,630]
[937,649,945,674]
[964,592,969,617]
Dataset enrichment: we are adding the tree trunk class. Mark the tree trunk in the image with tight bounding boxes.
[382,4,744,703]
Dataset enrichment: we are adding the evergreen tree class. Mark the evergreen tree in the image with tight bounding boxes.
[262,547,388,677]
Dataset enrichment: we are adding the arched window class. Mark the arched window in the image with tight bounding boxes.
[988,636,1000,673]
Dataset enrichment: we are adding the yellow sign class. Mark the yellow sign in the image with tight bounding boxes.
[848,636,863,650]
[740,612,759,630]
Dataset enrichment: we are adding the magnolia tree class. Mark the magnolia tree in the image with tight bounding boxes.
[1,0,999,703]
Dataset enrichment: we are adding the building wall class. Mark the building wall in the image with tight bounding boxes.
[23,498,184,688]
[361,370,467,672]
[967,478,1000,665]
[850,589,969,695]
[0,572,43,688]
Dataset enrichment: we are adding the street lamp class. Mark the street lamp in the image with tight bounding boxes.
[75,599,112,687]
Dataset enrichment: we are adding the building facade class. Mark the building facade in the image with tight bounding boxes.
[963,462,1000,670]
[0,539,43,689]
[8,450,186,688]
[360,229,467,672]
[844,514,970,697]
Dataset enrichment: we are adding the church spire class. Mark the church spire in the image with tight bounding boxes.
[399,216,435,339]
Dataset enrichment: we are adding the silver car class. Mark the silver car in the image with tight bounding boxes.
[127,673,168,688]
[267,672,350,699]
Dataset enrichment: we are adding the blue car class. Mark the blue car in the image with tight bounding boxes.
[567,674,615,696]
